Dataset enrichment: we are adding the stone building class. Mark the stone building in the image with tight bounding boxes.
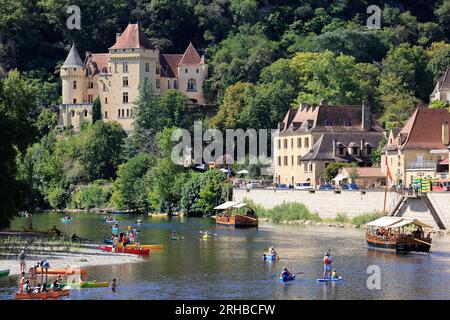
[273,101,385,187]
[430,66,450,104]
[58,23,208,133]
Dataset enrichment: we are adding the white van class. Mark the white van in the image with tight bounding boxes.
[294,182,314,190]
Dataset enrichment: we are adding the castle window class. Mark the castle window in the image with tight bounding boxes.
[104,97,108,104]
[168,80,170,88]
[126,109,130,117]
[174,80,178,89]
[105,111,108,118]
[87,81,94,89]
[73,98,77,104]
[87,94,93,103]
[123,92,128,103]
[155,65,160,74]
[123,62,128,73]
[187,79,197,92]
[185,68,188,73]
[156,79,160,89]
[103,83,107,91]
[118,109,120,117]
[123,77,128,87]
[71,110,75,117]
[145,63,150,73]
[196,69,199,73]
[73,81,77,90]
[84,110,88,117]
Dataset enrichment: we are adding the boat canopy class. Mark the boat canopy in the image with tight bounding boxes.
[366,217,432,229]
[214,201,248,210]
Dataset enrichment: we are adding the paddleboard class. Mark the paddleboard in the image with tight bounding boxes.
[316,277,343,283]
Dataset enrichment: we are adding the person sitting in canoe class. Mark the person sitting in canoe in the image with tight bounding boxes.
[18,272,26,293]
[41,283,48,293]
[280,267,293,279]
[269,246,278,258]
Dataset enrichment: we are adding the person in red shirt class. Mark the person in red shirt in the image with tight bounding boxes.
[121,234,127,252]
[323,251,334,279]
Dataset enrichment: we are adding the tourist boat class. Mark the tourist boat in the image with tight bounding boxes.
[99,244,149,255]
[35,267,87,275]
[0,269,10,277]
[214,201,258,228]
[365,217,433,252]
[15,289,70,300]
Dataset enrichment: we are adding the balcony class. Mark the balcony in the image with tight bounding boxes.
[405,160,437,170]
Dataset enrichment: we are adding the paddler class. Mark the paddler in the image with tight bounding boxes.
[323,251,334,279]
[280,267,293,278]
[111,278,118,292]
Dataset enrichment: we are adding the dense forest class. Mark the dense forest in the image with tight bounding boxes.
[1,0,450,228]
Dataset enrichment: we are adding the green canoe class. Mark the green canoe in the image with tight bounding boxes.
[0,269,10,277]
[59,281,109,289]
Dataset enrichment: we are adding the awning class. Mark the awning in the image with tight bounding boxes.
[332,173,347,181]
[236,170,249,174]
[366,217,432,229]
[439,159,448,165]
[366,217,403,227]
[214,201,248,210]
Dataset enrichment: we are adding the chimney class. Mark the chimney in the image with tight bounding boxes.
[116,33,122,41]
[443,121,449,145]
[320,99,328,106]
[362,101,371,131]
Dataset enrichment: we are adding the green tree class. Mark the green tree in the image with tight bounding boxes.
[323,162,348,182]
[92,96,102,123]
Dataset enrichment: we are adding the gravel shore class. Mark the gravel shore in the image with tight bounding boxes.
[0,243,145,277]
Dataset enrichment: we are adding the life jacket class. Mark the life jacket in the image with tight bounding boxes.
[323,256,330,265]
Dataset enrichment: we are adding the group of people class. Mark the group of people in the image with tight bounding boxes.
[277,250,339,280]
[17,261,65,294]
[110,225,140,252]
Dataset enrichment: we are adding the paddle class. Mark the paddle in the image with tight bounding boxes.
[199,230,218,236]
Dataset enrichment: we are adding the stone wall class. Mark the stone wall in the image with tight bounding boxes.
[234,189,450,228]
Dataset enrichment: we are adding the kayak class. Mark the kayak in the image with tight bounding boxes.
[99,244,149,255]
[263,254,279,261]
[105,219,119,224]
[317,277,343,283]
[15,289,70,300]
[112,227,120,234]
[61,219,71,223]
[35,267,87,275]
[62,281,109,289]
[0,269,10,277]
[169,236,178,240]
[279,274,296,282]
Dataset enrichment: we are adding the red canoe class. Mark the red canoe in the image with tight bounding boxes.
[15,289,70,300]
[99,244,149,255]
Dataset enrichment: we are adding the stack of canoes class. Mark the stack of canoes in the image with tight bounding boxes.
[99,244,149,255]
[0,269,10,277]
[15,288,70,300]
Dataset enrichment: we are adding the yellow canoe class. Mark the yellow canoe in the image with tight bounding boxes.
[117,244,163,250]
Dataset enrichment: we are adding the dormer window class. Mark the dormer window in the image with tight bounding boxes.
[352,147,359,155]
[344,119,351,126]
[324,120,332,126]
[123,62,128,73]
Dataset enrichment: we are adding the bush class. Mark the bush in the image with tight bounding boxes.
[253,201,320,223]
[71,184,110,209]
[351,211,383,228]
[335,212,350,223]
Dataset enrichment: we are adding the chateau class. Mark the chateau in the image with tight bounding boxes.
[273,101,385,187]
[58,23,208,133]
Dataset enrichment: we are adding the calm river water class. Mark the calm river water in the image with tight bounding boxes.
[1,212,450,300]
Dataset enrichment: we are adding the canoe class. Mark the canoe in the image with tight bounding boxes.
[99,244,149,255]
[279,274,295,282]
[316,277,343,283]
[35,267,87,275]
[118,243,163,250]
[15,289,70,300]
[169,236,178,240]
[62,280,109,288]
[263,254,279,261]
[61,219,72,223]
[0,269,10,277]
[105,219,119,224]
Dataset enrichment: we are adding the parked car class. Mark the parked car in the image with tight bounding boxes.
[246,181,262,189]
[342,183,359,190]
[294,182,314,190]
[319,184,335,190]
[277,184,289,190]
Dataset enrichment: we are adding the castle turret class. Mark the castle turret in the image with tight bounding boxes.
[178,42,207,105]
[60,44,86,105]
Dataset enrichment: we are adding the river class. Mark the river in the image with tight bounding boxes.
[1,212,450,300]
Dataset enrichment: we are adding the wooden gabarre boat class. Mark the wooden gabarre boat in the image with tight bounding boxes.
[99,244,149,255]
[215,214,258,228]
[15,289,70,300]
[365,217,432,253]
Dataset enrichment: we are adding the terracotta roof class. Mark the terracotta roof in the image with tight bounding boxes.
[342,167,384,177]
[86,53,109,75]
[279,103,383,136]
[160,54,183,78]
[399,107,450,150]
[109,23,155,50]
[179,42,202,65]
[63,44,84,68]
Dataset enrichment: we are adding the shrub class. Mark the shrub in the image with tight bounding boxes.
[71,184,110,209]
[351,210,383,228]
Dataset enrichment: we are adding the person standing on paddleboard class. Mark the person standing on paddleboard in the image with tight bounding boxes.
[323,251,334,279]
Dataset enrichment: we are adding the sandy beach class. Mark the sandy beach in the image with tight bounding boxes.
[0,243,146,277]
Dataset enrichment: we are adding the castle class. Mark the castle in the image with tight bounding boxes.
[58,23,208,133]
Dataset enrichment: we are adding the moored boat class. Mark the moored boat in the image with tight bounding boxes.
[15,289,70,300]
[102,240,163,250]
[365,217,433,253]
[214,201,258,228]
[62,280,109,288]
[35,267,87,275]
[0,269,10,277]
[99,244,149,255]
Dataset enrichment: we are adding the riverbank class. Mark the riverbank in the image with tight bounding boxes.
[0,243,145,277]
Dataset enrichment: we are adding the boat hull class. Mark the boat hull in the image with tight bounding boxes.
[99,244,149,255]
[216,214,258,228]
[366,233,431,253]
[0,269,10,277]
[15,289,70,300]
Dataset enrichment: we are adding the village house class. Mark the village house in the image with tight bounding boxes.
[273,100,385,187]
[430,66,450,104]
[336,167,385,188]
[381,107,450,187]
[58,23,208,133]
